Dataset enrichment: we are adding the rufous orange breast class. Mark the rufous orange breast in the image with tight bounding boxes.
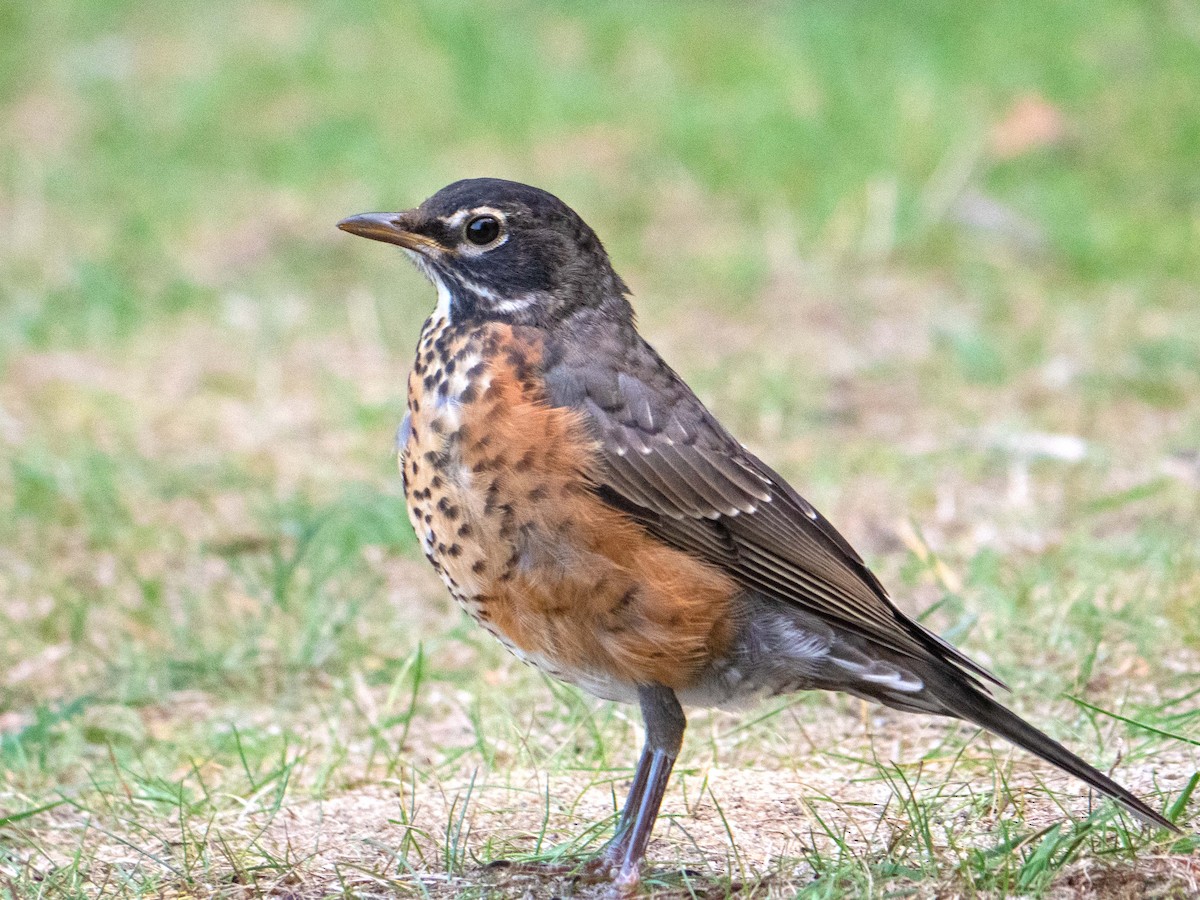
[401,314,737,697]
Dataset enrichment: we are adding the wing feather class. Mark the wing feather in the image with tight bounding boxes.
[544,329,1002,689]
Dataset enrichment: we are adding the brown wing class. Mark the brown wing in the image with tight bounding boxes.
[542,323,1003,690]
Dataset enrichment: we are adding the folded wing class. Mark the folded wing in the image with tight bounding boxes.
[544,330,1002,691]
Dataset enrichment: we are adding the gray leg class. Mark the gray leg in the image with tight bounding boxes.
[607,739,654,852]
[604,684,686,892]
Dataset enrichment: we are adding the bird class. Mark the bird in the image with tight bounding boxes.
[337,178,1177,893]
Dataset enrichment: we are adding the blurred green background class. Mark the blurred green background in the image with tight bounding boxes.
[4,0,1198,352]
[1,1,1197,896]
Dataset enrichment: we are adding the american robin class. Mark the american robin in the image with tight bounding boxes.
[338,179,1177,892]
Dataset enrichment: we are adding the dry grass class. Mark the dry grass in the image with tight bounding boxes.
[7,705,1197,897]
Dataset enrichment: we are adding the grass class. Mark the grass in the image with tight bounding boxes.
[1,0,1198,896]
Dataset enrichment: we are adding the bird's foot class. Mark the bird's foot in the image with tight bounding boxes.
[610,865,641,897]
[481,854,656,897]
[482,855,631,884]
[482,858,576,877]
[584,844,642,895]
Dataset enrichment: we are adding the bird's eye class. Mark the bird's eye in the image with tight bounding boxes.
[464,215,501,246]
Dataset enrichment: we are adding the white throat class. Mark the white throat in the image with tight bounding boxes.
[433,274,454,322]
[406,249,455,323]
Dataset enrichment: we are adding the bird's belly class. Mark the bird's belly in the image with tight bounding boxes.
[402,400,738,695]
[400,320,738,696]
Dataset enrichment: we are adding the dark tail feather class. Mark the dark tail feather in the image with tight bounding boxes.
[931,673,1179,832]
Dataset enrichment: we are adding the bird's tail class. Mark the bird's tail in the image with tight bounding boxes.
[926,669,1179,832]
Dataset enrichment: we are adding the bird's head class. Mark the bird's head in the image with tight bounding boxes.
[338,178,630,326]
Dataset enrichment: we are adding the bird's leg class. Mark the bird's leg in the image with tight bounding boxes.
[603,684,685,893]
[489,687,683,888]
[607,736,654,853]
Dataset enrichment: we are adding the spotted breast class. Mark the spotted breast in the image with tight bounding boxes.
[400,314,739,699]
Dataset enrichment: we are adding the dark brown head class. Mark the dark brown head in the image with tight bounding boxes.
[338,178,631,327]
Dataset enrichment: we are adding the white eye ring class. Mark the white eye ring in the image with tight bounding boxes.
[465,214,502,246]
